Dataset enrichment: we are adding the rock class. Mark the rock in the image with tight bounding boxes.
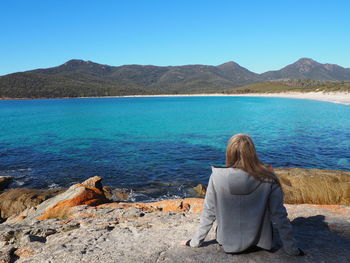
[0,177,13,192]
[114,189,129,201]
[0,188,62,219]
[21,234,46,243]
[103,186,130,201]
[189,168,350,205]
[4,207,37,224]
[99,198,204,213]
[13,247,35,259]
[0,247,16,263]
[81,176,103,191]
[275,168,350,205]
[24,176,108,222]
[193,184,207,197]
[103,186,114,200]
[0,203,348,263]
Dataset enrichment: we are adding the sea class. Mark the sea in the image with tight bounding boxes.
[0,96,349,201]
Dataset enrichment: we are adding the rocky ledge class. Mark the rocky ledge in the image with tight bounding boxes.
[0,169,349,262]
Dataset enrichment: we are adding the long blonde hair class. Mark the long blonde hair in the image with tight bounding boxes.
[226,134,279,183]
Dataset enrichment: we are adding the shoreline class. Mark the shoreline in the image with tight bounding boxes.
[1,91,350,105]
[2,168,350,204]
[1,173,350,262]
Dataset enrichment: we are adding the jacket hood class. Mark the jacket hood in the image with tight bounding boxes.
[211,167,262,195]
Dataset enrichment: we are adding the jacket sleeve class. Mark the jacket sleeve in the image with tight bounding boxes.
[190,174,216,247]
[269,183,299,256]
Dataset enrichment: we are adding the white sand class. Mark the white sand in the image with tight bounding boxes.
[114,92,350,105]
[2,92,350,105]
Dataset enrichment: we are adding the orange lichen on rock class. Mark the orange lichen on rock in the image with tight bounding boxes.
[141,198,204,212]
[98,198,204,213]
[14,247,35,259]
[37,184,107,220]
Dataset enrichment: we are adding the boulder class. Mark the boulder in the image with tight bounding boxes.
[103,186,114,200]
[275,168,350,205]
[0,188,62,219]
[193,184,207,197]
[103,186,130,201]
[188,168,350,205]
[0,176,13,192]
[81,176,103,190]
[24,176,108,222]
[4,207,37,224]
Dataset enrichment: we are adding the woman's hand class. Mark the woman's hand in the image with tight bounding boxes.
[179,240,191,246]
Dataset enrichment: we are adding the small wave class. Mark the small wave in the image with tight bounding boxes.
[126,184,192,203]
[14,181,26,186]
[48,183,60,189]
[127,190,149,202]
[139,192,189,203]
[0,168,33,188]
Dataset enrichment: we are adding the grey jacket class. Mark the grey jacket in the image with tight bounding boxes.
[190,167,299,255]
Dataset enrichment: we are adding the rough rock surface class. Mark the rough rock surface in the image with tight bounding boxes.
[1,171,350,262]
[0,177,13,192]
[22,176,107,223]
[0,188,62,219]
[275,168,350,205]
[103,186,130,201]
[193,168,350,205]
[193,184,207,197]
[99,198,204,213]
[0,203,349,263]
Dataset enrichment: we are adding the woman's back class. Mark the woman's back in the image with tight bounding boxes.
[190,166,299,255]
[186,134,301,256]
[211,167,273,252]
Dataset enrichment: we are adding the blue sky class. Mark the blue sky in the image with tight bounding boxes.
[1,0,349,75]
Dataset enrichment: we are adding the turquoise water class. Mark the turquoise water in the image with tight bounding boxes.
[0,97,349,200]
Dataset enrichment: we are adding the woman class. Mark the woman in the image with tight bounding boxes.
[180,134,304,256]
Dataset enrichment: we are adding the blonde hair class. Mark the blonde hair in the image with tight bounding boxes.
[226,134,279,183]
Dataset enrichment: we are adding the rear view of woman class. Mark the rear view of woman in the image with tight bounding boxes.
[181,134,304,256]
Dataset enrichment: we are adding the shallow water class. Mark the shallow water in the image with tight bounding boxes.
[0,96,349,201]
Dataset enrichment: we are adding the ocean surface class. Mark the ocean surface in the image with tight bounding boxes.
[0,96,349,201]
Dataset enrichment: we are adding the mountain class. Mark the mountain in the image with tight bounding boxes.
[261,58,350,81]
[0,60,262,98]
[0,58,350,98]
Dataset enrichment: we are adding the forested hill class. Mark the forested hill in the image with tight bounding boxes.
[1,58,350,98]
[233,79,350,93]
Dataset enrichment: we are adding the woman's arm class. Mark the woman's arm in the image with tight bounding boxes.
[190,174,216,247]
[269,183,300,256]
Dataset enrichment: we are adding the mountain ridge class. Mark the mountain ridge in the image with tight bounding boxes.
[261,58,350,80]
[3,57,350,76]
[1,58,350,98]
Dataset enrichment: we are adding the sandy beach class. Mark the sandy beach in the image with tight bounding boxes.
[1,92,350,105]
[230,92,350,106]
[114,92,350,105]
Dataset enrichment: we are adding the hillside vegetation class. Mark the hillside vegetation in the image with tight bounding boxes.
[1,58,350,98]
[233,79,350,93]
